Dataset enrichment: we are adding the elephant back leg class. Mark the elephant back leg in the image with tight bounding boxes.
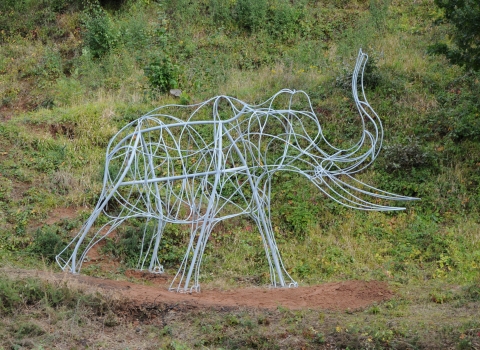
[251,182,297,288]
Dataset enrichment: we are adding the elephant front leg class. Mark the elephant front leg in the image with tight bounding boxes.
[56,196,112,274]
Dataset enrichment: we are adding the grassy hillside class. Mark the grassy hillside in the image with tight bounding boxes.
[1,0,480,348]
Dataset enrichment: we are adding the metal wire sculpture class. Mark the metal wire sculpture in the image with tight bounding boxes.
[56,49,417,292]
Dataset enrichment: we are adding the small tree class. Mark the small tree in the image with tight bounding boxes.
[431,0,480,71]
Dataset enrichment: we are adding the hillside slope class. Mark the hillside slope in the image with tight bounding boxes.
[1,0,479,348]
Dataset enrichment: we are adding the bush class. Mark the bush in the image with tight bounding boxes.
[234,0,267,32]
[144,55,179,93]
[82,1,117,58]
[31,225,72,262]
[382,138,432,173]
[430,0,480,71]
[267,0,303,42]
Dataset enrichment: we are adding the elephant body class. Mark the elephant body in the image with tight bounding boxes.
[56,50,416,292]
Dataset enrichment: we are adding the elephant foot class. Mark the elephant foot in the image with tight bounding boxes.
[148,265,164,274]
[169,284,201,293]
[270,281,298,288]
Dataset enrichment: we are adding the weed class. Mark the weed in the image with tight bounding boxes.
[367,304,381,314]
[382,138,433,173]
[370,0,390,32]
[14,322,45,339]
[429,289,455,304]
[267,0,303,42]
[30,225,72,262]
[0,277,87,315]
[462,282,480,302]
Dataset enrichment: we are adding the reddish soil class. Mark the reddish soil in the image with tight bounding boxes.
[8,207,394,311]
[7,268,394,311]
[8,205,395,311]
[79,275,393,311]
[45,207,79,225]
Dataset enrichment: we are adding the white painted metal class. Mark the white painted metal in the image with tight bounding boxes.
[56,50,417,292]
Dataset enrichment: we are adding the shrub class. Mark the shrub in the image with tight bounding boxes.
[382,138,432,173]
[82,1,117,58]
[31,225,71,262]
[208,0,232,25]
[144,55,179,93]
[430,0,480,71]
[335,53,381,91]
[267,0,303,42]
[234,0,267,32]
[31,230,62,261]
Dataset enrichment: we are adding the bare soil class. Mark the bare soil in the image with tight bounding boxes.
[45,207,79,225]
[5,268,393,311]
[16,206,395,312]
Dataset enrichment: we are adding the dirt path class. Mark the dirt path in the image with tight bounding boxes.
[3,268,393,311]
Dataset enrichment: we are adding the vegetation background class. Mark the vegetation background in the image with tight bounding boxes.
[0,0,479,348]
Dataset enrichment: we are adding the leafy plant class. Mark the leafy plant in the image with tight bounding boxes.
[82,0,117,58]
[142,5,180,94]
[267,0,303,42]
[144,55,179,93]
[233,0,267,32]
[30,225,73,262]
[430,0,480,71]
[382,138,432,173]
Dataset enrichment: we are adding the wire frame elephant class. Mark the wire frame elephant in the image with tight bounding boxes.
[56,49,417,292]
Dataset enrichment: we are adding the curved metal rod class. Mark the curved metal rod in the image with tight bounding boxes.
[56,49,418,292]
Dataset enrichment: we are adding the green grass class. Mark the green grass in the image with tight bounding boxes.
[1,0,480,347]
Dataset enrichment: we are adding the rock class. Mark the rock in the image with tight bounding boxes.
[170,89,182,97]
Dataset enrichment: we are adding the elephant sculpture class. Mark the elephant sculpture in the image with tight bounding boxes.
[56,49,417,292]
